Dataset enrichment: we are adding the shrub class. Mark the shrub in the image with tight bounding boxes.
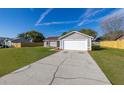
[92,45,101,50]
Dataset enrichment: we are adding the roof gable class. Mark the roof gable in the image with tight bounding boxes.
[59,31,93,40]
[12,38,30,43]
[44,36,59,41]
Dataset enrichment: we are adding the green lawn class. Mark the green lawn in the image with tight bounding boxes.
[0,47,56,77]
[90,48,124,85]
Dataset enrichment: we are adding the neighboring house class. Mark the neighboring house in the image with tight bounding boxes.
[0,37,13,48]
[0,37,41,48]
[0,39,4,48]
[0,39,4,46]
[4,39,12,47]
[11,38,31,48]
[44,31,93,51]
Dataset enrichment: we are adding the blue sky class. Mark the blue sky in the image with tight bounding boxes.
[0,8,123,38]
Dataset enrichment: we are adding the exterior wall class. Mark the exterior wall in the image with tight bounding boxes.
[7,41,12,47]
[59,40,64,49]
[44,41,58,47]
[44,41,47,47]
[49,41,57,47]
[61,32,89,40]
[5,40,12,47]
[87,38,92,51]
[12,43,21,48]
[100,40,124,49]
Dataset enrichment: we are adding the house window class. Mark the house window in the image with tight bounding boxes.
[47,41,49,45]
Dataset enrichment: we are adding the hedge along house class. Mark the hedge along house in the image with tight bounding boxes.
[44,31,93,51]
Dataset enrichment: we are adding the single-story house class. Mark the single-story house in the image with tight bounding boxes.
[11,38,31,48]
[0,37,13,47]
[0,38,30,48]
[44,31,93,51]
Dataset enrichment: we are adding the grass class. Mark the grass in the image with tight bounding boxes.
[90,48,124,85]
[0,47,56,77]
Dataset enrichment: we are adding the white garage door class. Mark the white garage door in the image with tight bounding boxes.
[64,40,87,51]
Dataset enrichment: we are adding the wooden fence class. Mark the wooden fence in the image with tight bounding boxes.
[21,42,43,47]
[100,40,124,49]
[12,42,43,48]
[12,43,21,48]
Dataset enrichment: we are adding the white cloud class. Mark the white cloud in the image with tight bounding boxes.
[84,9,94,17]
[78,9,93,20]
[35,8,105,27]
[77,9,105,27]
[89,9,105,17]
[77,19,100,27]
[77,19,87,26]
[37,20,78,26]
[101,8,124,22]
[35,8,53,26]
[78,9,105,20]
[35,8,79,26]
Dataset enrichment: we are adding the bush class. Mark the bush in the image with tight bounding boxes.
[92,45,101,50]
[2,45,9,48]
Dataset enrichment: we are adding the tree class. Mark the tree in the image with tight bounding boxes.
[101,31,124,40]
[61,32,68,36]
[101,16,124,33]
[79,29,97,38]
[18,30,45,42]
[18,33,28,39]
[101,15,124,40]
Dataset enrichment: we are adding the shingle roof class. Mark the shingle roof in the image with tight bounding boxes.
[44,37,59,41]
[12,38,30,43]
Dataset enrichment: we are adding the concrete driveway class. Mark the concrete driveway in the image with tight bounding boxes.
[0,51,111,85]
